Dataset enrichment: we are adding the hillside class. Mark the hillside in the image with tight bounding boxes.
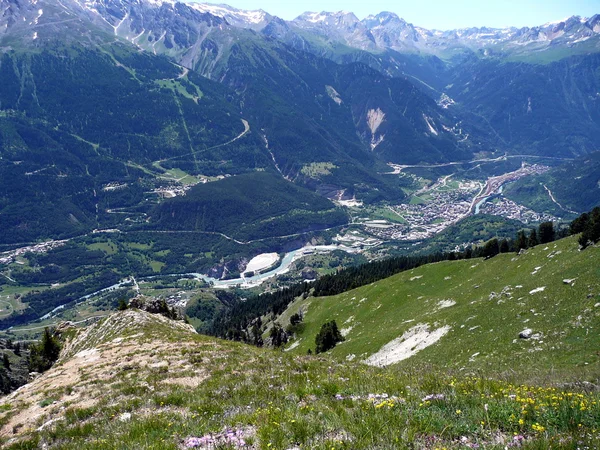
[283,236,600,376]
[150,171,348,241]
[1,309,600,449]
[504,151,600,216]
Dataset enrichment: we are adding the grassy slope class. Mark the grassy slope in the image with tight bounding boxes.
[1,310,600,449]
[287,236,600,378]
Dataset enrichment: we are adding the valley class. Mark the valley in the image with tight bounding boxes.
[0,153,583,337]
[0,1,599,447]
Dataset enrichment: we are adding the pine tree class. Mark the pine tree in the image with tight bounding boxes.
[516,230,528,252]
[482,238,500,259]
[29,328,61,373]
[269,324,287,348]
[315,320,344,354]
[528,229,539,248]
[539,221,555,244]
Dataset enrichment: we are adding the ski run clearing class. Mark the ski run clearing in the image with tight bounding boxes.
[363,323,451,367]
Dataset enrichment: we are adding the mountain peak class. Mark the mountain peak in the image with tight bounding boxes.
[187,2,271,28]
[295,10,360,24]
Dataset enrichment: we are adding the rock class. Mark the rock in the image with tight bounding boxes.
[54,321,76,333]
[119,412,131,422]
[519,328,533,339]
[28,372,40,381]
[129,295,183,320]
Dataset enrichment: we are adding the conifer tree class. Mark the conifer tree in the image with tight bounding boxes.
[528,229,539,248]
[539,221,555,244]
[516,230,528,252]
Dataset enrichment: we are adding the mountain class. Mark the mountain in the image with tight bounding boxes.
[150,171,349,241]
[1,242,599,448]
[1,0,500,248]
[291,10,600,57]
[188,2,272,30]
[0,39,259,244]
[504,151,600,215]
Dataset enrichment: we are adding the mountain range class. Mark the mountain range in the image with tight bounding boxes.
[0,0,599,255]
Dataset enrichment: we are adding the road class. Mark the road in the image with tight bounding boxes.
[385,153,574,174]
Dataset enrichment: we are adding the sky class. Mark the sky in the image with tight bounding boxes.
[196,0,600,30]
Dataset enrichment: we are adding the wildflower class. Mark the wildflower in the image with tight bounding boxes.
[531,423,545,433]
[422,394,445,402]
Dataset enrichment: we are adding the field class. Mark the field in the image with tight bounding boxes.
[283,236,600,379]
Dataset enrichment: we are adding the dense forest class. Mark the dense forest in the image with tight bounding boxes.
[149,172,349,241]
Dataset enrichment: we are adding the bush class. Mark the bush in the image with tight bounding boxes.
[315,320,344,354]
[290,313,303,326]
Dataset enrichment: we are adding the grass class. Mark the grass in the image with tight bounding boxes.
[362,206,408,224]
[87,241,118,255]
[286,236,600,379]
[149,260,165,273]
[300,163,338,178]
[409,195,427,205]
[155,79,203,103]
[1,309,600,449]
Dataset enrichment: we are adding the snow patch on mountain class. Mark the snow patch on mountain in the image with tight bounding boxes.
[188,3,268,26]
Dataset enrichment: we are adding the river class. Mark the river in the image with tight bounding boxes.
[474,185,504,214]
[180,244,349,288]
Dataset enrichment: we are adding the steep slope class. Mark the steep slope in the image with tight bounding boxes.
[150,171,348,241]
[504,151,600,215]
[285,236,600,373]
[1,309,600,449]
[447,54,600,158]
[0,42,261,244]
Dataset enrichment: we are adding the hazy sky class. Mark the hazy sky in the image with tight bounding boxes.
[196,0,600,29]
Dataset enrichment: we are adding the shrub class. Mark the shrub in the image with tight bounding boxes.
[117,298,129,311]
[290,313,303,326]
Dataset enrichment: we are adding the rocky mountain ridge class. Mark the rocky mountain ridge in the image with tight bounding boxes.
[4,0,598,59]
